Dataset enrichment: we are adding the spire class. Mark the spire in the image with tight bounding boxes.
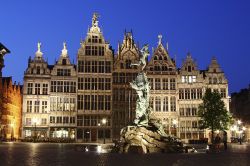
[35,42,43,58]
[158,34,162,45]
[61,42,68,57]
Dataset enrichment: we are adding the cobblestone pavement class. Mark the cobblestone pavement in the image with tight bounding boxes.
[0,142,250,166]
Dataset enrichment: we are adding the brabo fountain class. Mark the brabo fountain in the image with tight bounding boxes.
[120,44,183,153]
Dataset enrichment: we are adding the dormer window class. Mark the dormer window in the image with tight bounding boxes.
[154,56,158,60]
[188,66,192,72]
[62,59,67,65]
[213,69,216,73]
[159,56,162,60]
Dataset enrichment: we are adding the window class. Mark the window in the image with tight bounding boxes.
[105,78,111,90]
[34,101,40,113]
[78,61,84,72]
[78,77,84,90]
[209,77,212,84]
[70,117,75,124]
[105,96,111,110]
[41,118,47,125]
[155,97,161,112]
[163,97,168,112]
[170,78,175,90]
[27,83,33,94]
[188,66,192,72]
[50,116,55,123]
[197,88,202,99]
[98,95,104,110]
[56,117,62,123]
[77,116,83,126]
[213,78,217,84]
[192,121,198,128]
[155,78,161,90]
[179,108,185,116]
[170,97,176,112]
[37,66,40,74]
[84,116,90,126]
[35,83,40,95]
[186,108,191,116]
[63,117,69,123]
[105,61,111,73]
[220,88,226,98]
[99,61,105,73]
[57,69,71,76]
[162,78,168,90]
[42,101,47,113]
[85,46,91,55]
[191,89,196,99]
[179,89,184,99]
[26,118,31,125]
[42,84,48,95]
[27,101,32,113]
[62,59,67,65]
[51,81,56,92]
[185,89,190,99]
[192,108,197,116]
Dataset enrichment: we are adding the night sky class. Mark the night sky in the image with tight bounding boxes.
[1,0,250,94]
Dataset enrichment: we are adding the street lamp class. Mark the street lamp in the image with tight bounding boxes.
[101,118,107,144]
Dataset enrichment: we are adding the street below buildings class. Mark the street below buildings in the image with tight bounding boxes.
[0,142,250,166]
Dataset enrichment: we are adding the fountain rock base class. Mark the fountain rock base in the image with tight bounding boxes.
[120,125,183,153]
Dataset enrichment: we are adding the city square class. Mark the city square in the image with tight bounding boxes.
[1,142,250,166]
[1,0,250,165]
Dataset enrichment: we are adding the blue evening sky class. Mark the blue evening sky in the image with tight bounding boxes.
[1,0,250,94]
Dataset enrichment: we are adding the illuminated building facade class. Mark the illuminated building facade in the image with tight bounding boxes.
[76,13,113,142]
[21,14,230,143]
[49,43,77,140]
[22,44,51,139]
[0,43,22,140]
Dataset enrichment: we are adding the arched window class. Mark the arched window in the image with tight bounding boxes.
[154,56,158,60]
[159,56,163,60]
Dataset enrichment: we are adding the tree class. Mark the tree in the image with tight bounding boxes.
[198,89,232,143]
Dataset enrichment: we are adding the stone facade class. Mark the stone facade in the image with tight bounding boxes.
[76,13,113,142]
[21,14,230,143]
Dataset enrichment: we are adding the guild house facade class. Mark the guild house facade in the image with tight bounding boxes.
[22,13,229,143]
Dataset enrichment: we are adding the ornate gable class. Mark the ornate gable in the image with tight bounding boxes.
[147,35,176,73]
[114,31,140,70]
[180,53,198,73]
[25,42,50,75]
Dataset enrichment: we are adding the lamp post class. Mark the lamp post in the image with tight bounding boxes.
[102,118,107,144]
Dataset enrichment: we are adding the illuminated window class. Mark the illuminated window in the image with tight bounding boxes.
[34,101,40,113]
[27,101,32,113]
[41,101,47,113]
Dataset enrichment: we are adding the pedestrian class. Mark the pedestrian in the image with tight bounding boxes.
[214,134,221,152]
[223,131,227,150]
